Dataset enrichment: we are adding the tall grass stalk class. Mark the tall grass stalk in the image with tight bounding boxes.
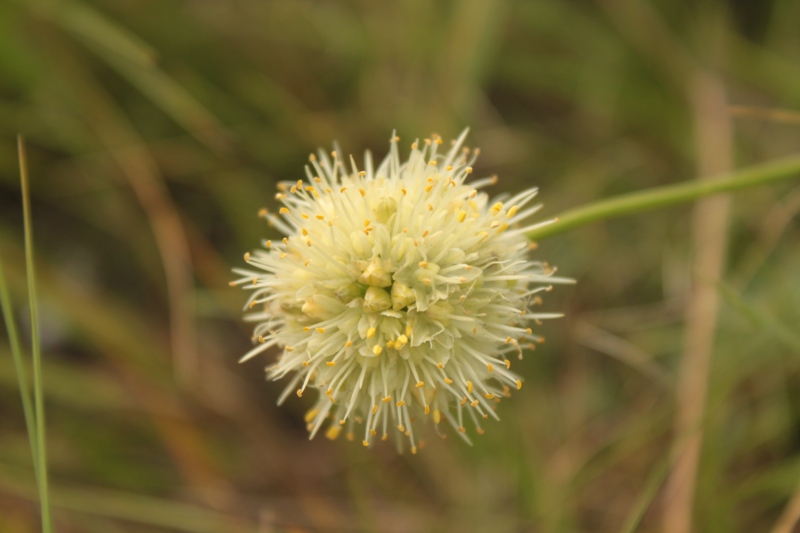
[18,135,54,533]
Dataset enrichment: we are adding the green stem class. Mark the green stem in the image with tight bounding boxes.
[19,136,53,533]
[527,153,800,242]
[0,256,39,478]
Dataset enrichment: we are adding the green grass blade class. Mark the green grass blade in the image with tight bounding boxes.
[0,254,39,477]
[527,154,800,241]
[617,455,671,533]
[18,135,53,533]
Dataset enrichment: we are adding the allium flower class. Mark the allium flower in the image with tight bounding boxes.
[232,130,570,452]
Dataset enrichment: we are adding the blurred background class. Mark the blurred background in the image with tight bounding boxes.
[2,0,800,531]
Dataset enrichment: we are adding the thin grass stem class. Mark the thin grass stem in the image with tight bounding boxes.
[0,256,39,476]
[18,135,54,533]
[527,154,800,242]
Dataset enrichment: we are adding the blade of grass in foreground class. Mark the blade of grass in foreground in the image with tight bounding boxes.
[527,153,800,242]
[0,254,39,477]
[18,135,53,533]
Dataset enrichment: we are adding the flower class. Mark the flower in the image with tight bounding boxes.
[232,129,570,452]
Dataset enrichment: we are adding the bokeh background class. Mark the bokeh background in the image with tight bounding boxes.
[2,1,800,532]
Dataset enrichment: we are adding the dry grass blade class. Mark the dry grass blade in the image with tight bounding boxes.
[663,72,732,533]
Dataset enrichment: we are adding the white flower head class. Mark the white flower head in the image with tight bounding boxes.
[232,129,570,452]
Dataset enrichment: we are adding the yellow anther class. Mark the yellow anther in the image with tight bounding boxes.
[437,362,444,369]
[358,171,367,177]
[340,187,347,193]
[279,207,289,214]
[467,381,474,393]
[491,202,503,214]
[507,205,519,217]
[424,405,430,415]
[505,360,511,369]
[304,409,319,423]
[366,327,376,338]
[415,381,425,388]
[301,228,308,236]
[487,364,493,372]
[325,426,341,440]
[364,218,370,227]
[345,340,352,347]
[419,261,428,268]
[358,188,366,196]
[470,400,479,407]
[460,397,467,405]
[316,328,326,333]
[258,207,268,216]
[444,377,454,384]
[265,240,272,248]
[458,427,466,433]
[484,393,495,399]
[446,165,453,171]
[425,184,433,192]
[411,446,418,454]
[339,419,346,426]
[457,210,467,223]
[465,166,473,174]
[516,380,523,390]
[362,440,369,447]
[382,396,391,402]
[476,428,485,435]
[326,361,336,367]
[244,252,251,261]
[372,405,378,414]
[316,214,324,220]
[398,423,406,432]
[301,213,310,219]
[296,389,303,397]
[372,345,382,355]
[396,400,406,407]
[302,361,308,367]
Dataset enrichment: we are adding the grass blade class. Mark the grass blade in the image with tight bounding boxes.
[18,135,53,533]
[0,252,39,477]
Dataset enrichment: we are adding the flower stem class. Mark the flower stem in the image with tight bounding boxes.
[527,154,800,242]
[19,135,53,533]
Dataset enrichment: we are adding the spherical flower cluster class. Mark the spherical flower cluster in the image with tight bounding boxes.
[232,130,569,452]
